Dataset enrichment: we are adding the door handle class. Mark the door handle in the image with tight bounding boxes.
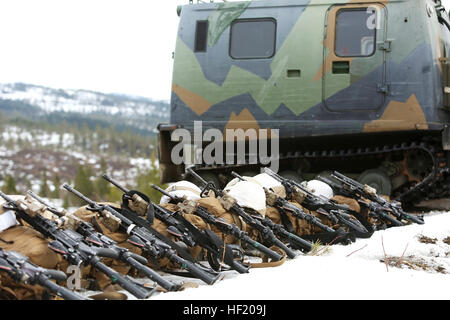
[332,61,350,74]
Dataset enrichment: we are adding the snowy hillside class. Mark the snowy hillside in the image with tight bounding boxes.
[0,83,169,135]
[110,211,449,300]
[0,82,165,198]
[0,83,167,117]
[0,123,155,194]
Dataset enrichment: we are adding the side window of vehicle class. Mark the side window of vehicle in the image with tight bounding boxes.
[195,20,208,52]
[335,9,376,57]
[229,19,276,59]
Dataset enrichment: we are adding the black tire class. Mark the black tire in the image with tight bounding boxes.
[358,169,392,196]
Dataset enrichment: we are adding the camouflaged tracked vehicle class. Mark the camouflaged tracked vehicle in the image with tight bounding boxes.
[158,0,450,206]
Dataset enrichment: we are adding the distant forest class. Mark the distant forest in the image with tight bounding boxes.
[0,111,157,158]
[0,111,167,207]
[0,98,167,137]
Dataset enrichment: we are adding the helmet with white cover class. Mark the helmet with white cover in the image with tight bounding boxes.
[159,180,202,204]
[0,195,23,233]
[252,173,286,198]
[224,179,266,216]
[305,180,334,199]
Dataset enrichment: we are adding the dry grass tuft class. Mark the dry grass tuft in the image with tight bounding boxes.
[380,255,447,274]
[417,235,438,244]
[306,240,332,256]
[443,236,450,245]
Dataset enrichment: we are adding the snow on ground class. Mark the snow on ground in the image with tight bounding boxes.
[120,211,449,301]
[4,192,447,300]
[2,195,448,300]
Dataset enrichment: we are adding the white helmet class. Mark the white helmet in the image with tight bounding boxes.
[253,173,282,189]
[0,195,23,232]
[305,180,334,199]
[224,179,267,216]
[159,181,202,204]
[252,173,286,198]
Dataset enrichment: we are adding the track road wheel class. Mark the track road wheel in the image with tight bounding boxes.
[358,169,392,196]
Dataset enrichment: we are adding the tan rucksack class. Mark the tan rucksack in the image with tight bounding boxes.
[0,225,69,300]
[163,197,287,268]
[0,200,129,300]
[72,203,197,273]
[0,198,70,300]
[194,196,249,245]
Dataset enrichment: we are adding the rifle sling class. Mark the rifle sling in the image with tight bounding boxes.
[0,237,14,245]
[278,207,296,234]
[249,246,286,268]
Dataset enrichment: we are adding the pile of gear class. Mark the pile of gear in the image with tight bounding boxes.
[0,168,425,300]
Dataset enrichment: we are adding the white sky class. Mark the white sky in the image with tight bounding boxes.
[0,0,449,101]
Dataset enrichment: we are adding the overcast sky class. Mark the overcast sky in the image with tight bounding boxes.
[0,0,449,101]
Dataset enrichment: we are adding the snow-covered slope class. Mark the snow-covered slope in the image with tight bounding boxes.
[0,82,168,117]
[0,82,169,135]
[0,122,156,193]
[136,211,449,300]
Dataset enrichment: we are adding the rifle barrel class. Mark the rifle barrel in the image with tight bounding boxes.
[151,184,177,202]
[0,190,16,205]
[102,174,130,193]
[62,184,97,208]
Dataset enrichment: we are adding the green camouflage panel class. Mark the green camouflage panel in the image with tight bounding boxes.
[169,0,450,138]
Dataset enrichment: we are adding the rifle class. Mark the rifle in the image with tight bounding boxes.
[26,190,179,292]
[151,184,285,263]
[186,168,298,259]
[230,172,313,252]
[262,168,370,234]
[62,184,220,285]
[316,176,404,228]
[231,172,335,232]
[331,171,425,225]
[0,248,86,300]
[0,190,153,299]
[101,174,250,274]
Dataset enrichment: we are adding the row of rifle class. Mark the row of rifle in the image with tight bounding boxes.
[0,169,424,300]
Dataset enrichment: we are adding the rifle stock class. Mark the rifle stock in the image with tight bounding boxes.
[152,184,283,263]
[102,176,250,274]
[62,184,220,285]
[27,190,179,292]
[331,171,424,225]
[0,248,87,300]
[1,190,154,299]
[187,169,296,259]
[263,168,370,234]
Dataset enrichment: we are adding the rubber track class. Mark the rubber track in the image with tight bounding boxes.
[195,138,449,206]
[280,138,449,205]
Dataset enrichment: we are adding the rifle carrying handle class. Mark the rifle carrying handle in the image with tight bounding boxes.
[94,261,153,300]
[245,238,283,262]
[286,232,313,252]
[169,254,219,285]
[124,256,178,292]
[44,269,67,282]
[129,252,148,265]
[200,182,216,198]
[94,247,121,260]
[272,237,296,259]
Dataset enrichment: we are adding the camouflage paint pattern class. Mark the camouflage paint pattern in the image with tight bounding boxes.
[171,0,450,137]
[168,0,450,141]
